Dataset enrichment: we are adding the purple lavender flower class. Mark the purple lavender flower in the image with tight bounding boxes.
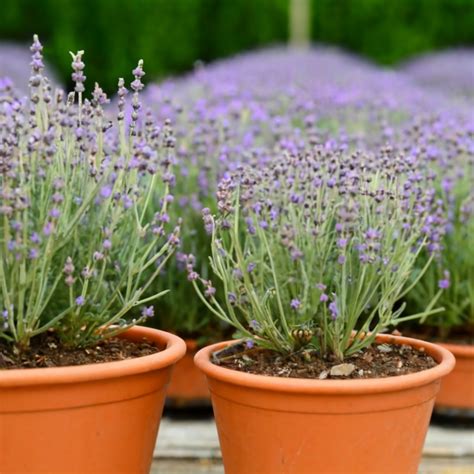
[81,267,93,279]
[187,271,199,281]
[247,262,256,273]
[100,185,112,199]
[337,238,348,248]
[43,222,53,236]
[290,298,301,310]
[28,248,39,259]
[75,296,85,306]
[159,212,170,223]
[365,228,379,240]
[438,270,450,289]
[49,208,61,218]
[249,319,261,331]
[63,257,75,275]
[70,50,86,93]
[11,221,22,232]
[204,285,216,298]
[1,310,8,330]
[142,306,154,318]
[233,268,243,279]
[202,208,214,234]
[245,217,256,235]
[328,301,339,320]
[65,275,75,287]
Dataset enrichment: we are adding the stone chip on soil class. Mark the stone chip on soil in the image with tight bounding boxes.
[319,370,329,379]
[330,363,356,377]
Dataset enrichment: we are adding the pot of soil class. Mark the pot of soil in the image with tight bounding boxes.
[0,326,186,473]
[399,328,474,414]
[195,333,455,474]
[435,342,474,412]
[166,338,211,407]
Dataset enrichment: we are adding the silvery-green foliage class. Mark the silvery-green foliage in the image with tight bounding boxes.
[0,36,180,350]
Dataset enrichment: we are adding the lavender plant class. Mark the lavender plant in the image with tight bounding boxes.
[0,36,180,351]
[111,46,467,345]
[399,116,474,337]
[188,147,444,360]
[137,48,386,339]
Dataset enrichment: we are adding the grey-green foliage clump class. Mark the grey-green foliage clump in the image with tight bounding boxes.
[0,36,180,350]
[189,148,445,360]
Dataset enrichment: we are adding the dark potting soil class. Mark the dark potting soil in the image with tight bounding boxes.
[213,342,437,380]
[0,333,158,370]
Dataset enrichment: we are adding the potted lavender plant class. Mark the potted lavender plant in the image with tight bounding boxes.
[0,37,185,473]
[191,147,455,474]
[139,48,431,406]
[401,117,474,414]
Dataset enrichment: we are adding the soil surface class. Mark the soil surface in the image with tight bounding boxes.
[0,333,158,370]
[213,342,437,379]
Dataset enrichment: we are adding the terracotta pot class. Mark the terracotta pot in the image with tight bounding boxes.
[435,342,474,410]
[0,326,186,473]
[195,333,455,474]
[166,339,211,407]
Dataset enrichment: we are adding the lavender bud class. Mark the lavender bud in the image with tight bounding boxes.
[141,306,154,318]
[75,296,85,306]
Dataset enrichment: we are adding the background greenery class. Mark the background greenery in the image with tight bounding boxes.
[1,0,473,93]
[313,0,474,64]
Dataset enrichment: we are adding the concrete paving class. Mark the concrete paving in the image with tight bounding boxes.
[151,457,474,473]
[152,416,474,473]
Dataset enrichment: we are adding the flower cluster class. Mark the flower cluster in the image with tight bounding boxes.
[188,146,444,359]
[402,49,474,104]
[395,115,474,334]
[0,36,180,350]
[127,47,472,341]
[4,38,468,352]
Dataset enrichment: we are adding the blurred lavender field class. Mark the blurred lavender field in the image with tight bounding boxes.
[402,49,474,103]
[0,42,59,94]
[135,45,471,187]
[122,45,472,335]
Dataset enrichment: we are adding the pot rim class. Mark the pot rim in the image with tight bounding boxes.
[194,333,455,395]
[0,326,186,387]
[183,338,199,351]
[437,341,474,358]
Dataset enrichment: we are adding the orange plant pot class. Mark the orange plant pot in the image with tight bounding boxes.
[0,326,186,474]
[195,334,455,474]
[435,342,474,410]
[166,339,211,407]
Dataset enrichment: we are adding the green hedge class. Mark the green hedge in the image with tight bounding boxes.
[311,0,474,64]
[1,0,473,93]
[1,0,288,93]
